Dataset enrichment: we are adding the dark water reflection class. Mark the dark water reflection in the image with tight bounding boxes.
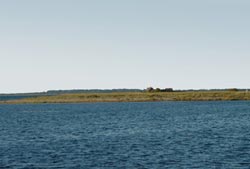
[1,101,250,168]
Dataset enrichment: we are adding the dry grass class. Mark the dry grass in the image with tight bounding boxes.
[1,91,250,104]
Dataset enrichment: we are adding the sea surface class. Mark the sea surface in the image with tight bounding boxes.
[0,101,250,168]
[0,96,33,101]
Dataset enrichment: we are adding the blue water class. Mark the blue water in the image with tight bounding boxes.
[1,101,250,168]
[0,96,32,101]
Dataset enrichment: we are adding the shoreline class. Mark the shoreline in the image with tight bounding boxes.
[0,91,250,104]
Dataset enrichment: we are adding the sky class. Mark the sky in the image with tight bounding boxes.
[0,0,250,93]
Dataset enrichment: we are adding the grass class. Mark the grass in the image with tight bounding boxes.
[1,91,250,104]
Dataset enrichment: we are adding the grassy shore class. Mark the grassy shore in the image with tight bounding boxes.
[1,91,250,104]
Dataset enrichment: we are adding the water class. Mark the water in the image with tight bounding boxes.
[0,96,32,101]
[0,95,53,101]
[0,101,250,168]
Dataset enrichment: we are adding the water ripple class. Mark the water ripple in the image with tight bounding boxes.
[0,101,250,168]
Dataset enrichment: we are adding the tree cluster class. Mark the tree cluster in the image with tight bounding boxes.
[146,87,173,92]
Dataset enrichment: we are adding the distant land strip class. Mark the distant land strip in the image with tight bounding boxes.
[1,91,250,104]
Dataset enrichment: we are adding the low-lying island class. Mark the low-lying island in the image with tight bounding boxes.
[1,91,250,104]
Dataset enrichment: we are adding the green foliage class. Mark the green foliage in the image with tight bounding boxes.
[145,87,173,92]
[146,87,154,92]
[155,88,161,92]
[227,88,239,92]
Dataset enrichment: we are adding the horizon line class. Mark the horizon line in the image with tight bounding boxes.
[0,87,249,95]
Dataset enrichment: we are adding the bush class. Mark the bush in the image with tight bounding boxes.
[227,88,238,92]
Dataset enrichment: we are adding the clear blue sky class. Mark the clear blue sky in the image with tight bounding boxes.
[1,0,249,93]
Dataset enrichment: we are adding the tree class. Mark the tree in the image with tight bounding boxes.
[155,88,161,92]
[146,87,154,92]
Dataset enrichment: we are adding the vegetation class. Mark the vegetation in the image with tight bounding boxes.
[1,91,250,104]
[146,87,173,92]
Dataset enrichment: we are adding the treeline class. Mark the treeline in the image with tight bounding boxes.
[46,89,143,94]
[144,87,248,93]
[1,88,248,96]
[146,87,174,92]
[175,88,246,92]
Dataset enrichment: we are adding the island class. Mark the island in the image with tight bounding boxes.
[0,88,250,104]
